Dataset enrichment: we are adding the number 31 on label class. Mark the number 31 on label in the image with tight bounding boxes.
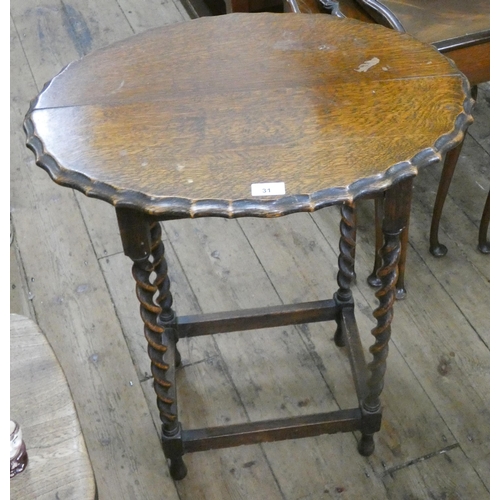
[251,182,286,196]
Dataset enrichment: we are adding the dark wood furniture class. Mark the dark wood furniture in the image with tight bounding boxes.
[353,0,490,258]
[225,0,282,13]
[290,0,490,262]
[350,0,489,84]
[24,13,472,482]
[10,314,97,499]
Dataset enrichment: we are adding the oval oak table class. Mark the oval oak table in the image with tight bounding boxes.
[24,13,473,482]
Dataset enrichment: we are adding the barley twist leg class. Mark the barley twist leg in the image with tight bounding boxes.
[334,201,356,347]
[150,222,182,367]
[369,196,409,299]
[132,221,186,480]
[358,230,400,456]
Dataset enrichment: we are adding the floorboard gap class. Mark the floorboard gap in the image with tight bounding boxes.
[381,443,460,477]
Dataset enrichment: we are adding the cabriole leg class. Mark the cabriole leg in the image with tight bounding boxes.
[429,140,464,256]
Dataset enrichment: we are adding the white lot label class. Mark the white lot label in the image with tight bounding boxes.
[251,182,286,196]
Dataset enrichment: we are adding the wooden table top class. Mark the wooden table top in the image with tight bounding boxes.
[25,13,472,218]
[10,314,97,500]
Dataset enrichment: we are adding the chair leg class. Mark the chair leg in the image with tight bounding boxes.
[430,85,478,256]
[478,191,490,254]
[429,140,464,256]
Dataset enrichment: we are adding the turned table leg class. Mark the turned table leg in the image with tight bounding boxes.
[361,178,413,455]
[334,201,356,347]
[116,209,186,480]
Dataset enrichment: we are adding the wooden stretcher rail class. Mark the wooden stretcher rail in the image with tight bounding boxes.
[183,408,381,452]
[341,308,370,403]
[176,299,341,338]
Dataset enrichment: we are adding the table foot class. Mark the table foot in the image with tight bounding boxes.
[395,286,407,300]
[478,242,490,254]
[367,272,381,289]
[169,457,188,481]
[429,242,448,257]
[357,434,375,456]
[333,323,346,347]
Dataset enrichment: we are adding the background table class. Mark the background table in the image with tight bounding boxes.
[287,0,489,258]
[10,314,97,499]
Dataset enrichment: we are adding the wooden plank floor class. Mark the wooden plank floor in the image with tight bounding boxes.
[10,1,489,498]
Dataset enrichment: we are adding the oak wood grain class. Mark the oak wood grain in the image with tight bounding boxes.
[345,1,489,84]
[291,1,489,85]
[25,13,472,218]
